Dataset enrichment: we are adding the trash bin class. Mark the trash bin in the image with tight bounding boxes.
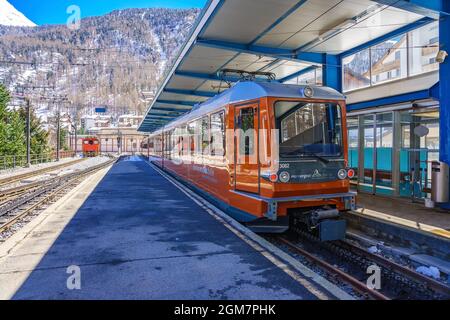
[431,161,449,203]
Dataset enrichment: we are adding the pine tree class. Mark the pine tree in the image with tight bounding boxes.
[0,84,9,156]
[0,84,26,161]
[6,111,26,156]
[18,105,50,156]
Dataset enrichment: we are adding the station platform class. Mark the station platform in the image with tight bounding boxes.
[0,156,350,300]
[353,193,450,239]
[345,193,450,267]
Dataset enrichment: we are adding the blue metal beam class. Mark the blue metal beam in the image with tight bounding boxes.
[371,0,449,18]
[143,118,167,122]
[145,115,176,120]
[196,38,292,57]
[195,39,326,65]
[151,107,190,113]
[175,70,223,81]
[163,88,215,98]
[175,70,264,83]
[279,66,318,83]
[143,117,168,121]
[149,114,180,120]
[156,99,197,107]
[346,89,435,111]
[340,17,436,58]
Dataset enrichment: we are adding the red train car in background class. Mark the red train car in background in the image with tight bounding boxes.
[82,137,100,157]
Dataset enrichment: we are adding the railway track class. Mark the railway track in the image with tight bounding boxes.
[0,158,86,188]
[276,236,390,300]
[273,227,450,300]
[0,158,116,234]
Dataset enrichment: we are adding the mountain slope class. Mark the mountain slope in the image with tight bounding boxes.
[0,0,36,27]
[0,8,199,121]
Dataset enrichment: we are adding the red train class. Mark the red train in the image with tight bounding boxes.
[82,137,100,157]
[146,81,356,240]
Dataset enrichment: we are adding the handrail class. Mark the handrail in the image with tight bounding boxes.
[0,151,76,171]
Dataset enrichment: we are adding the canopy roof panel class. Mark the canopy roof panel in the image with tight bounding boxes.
[139,0,431,132]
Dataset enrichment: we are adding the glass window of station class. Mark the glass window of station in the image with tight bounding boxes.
[285,67,323,86]
[346,107,440,200]
[342,21,439,92]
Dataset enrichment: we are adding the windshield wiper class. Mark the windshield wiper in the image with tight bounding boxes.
[305,152,330,164]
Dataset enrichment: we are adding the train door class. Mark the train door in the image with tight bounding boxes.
[234,103,259,194]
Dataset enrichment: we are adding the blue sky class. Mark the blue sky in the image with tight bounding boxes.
[9,0,207,25]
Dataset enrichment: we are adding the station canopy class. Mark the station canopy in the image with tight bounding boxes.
[139,0,433,132]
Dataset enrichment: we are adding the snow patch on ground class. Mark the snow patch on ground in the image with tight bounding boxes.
[368,246,381,254]
[416,266,441,279]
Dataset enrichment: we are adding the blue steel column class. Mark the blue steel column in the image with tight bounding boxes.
[322,54,342,91]
[439,12,450,206]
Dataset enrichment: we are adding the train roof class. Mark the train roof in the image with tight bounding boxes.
[152,81,345,134]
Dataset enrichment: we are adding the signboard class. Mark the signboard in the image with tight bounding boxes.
[95,107,107,113]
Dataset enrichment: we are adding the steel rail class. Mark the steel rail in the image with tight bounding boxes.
[340,239,450,298]
[277,236,390,300]
[290,225,450,299]
[0,158,116,233]
[0,158,86,188]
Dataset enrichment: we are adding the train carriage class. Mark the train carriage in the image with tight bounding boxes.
[147,81,356,241]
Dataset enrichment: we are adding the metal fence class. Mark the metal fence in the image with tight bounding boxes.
[0,151,76,171]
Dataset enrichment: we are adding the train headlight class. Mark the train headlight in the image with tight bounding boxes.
[279,171,290,183]
[303,86,314,98]
[338,169,347,180]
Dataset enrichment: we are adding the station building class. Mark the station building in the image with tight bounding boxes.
[138,0,450,207]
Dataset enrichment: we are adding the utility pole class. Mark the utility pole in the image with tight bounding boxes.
[74,119,78,155]
[117,129,122,155]
[56,110,61,162]
[70,112,78,155]
[25,98,31,168]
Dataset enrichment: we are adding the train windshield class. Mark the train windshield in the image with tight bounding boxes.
[275,101,343,159]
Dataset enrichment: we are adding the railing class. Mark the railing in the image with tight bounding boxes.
[0,151,76,171]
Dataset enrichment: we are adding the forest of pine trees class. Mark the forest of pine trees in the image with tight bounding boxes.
[0,83,50,159]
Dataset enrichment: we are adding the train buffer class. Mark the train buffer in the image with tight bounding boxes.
[0,156,351,300]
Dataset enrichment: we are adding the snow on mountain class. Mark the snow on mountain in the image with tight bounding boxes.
[0,7,199,122]
[0,0,36,27]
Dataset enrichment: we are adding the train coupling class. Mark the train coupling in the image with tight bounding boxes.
[295,208,347,241]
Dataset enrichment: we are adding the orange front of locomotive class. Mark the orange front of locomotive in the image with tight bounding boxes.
[82,138,100,157]
[263,97,354,239]
[230,96,355,239]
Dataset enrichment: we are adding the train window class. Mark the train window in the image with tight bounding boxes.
[188,122,196,156]
[237,108,255,156]
[275,102,343,159]
[179,126,187,156]
[169,129,176,160]
[201,116,210,156]
[211,111,225,157]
